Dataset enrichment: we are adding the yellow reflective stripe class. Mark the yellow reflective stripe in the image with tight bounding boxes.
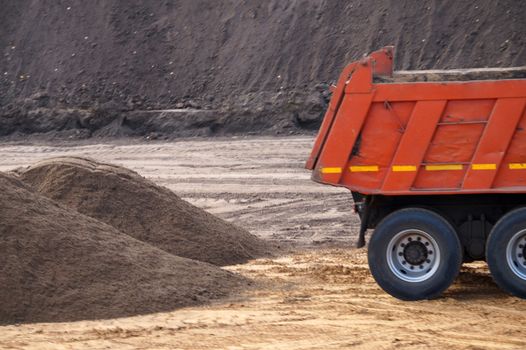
[509,163,526,170]
[425,164,463,171]
[321,167,342,174]
[392,165,417,172]
[323,163,525,173]
[472,163,496,170]
[350,165,379,172]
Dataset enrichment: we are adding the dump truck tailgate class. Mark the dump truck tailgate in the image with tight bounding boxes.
[307,47,526,195]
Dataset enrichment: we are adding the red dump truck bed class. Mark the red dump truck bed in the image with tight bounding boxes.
[306,47,526,301]
[306,46,526,195]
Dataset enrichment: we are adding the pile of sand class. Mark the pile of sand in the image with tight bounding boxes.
[0,172,247,324]
[16,157,270,266]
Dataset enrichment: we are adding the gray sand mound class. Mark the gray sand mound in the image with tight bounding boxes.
[0,172,247,324]
[16,157,270,266]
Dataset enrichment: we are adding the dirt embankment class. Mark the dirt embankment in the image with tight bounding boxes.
[15,157,270,266]
[1,0,524,139]
[0,172,248,324]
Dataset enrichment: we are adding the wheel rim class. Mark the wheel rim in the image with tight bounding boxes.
[506,228,526,281]
[386,229,441,283]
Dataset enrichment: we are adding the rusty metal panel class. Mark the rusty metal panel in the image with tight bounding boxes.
[342,101,415,193]
[315,93,373,184]
[462,98,526,190]
[381,100,446,192]
[493,107,526,189]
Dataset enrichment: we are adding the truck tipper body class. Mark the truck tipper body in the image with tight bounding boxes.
[307,47,526,300]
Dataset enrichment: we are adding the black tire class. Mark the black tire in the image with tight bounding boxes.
[368,208,462,300]
[486,207,526,299]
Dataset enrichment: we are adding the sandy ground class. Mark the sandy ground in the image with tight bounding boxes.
[0,136,356,247]
[0,136,525,349]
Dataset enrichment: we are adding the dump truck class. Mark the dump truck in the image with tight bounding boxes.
[306,46,526,300]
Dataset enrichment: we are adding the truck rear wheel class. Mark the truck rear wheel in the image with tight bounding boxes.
[368,208,462,300]
[486,207,526,299]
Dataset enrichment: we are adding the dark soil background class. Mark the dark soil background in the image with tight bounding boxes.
[1,0,525,139]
